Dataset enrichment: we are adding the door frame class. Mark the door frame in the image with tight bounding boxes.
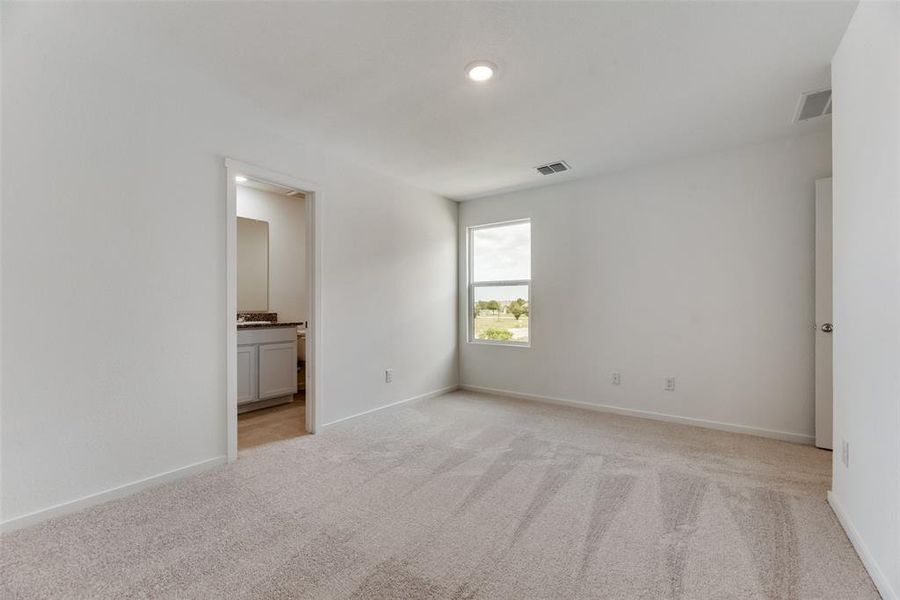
[224,158,323,462]
[814,177,833,449]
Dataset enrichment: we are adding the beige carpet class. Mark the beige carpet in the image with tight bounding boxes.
[0,391,878,599]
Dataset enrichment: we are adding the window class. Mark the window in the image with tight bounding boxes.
[468,219,531,345]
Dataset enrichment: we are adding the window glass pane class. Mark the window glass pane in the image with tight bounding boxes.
[473,285,529,343]
[472,222,531,282]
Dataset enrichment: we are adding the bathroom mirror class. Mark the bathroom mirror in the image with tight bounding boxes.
[237,217,269,311]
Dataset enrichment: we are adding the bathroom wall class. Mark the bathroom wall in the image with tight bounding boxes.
[237,186,307,324]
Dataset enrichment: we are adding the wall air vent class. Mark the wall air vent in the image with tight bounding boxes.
[794,88,832,122]
[535,161,570,175]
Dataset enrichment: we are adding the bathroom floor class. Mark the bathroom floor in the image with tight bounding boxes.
[238,393,307,451]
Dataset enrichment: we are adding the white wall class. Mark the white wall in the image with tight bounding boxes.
[1,4,458,525]
[460,132,831,442]
[237,186,307,323]
[830,2,900,598]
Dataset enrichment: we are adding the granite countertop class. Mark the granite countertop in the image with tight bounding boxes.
[237,321,304,330]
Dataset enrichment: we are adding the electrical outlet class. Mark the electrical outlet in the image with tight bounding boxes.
[385,369,393,383]
[611,372,621,385]
[664,376,676,392]
[841,439,850,468]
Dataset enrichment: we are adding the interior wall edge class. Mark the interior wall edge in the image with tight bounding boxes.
[322,385,460,429]
[828,492,900,600]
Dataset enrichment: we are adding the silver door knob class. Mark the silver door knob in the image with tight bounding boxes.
[821,323,834,333]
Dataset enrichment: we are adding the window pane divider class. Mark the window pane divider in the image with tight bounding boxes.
[470,279,530,287]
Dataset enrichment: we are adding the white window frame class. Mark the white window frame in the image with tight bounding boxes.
[467,218,531,347]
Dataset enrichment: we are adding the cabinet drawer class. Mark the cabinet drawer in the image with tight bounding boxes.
[237,326,297,345]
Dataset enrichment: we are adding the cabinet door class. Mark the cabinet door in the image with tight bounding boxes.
[236,345,258,405]
[258,342,297,400]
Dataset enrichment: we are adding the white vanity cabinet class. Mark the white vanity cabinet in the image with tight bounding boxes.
[237,326,298,411]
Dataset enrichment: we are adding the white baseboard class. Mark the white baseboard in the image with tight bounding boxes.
[0,456,227,533]
[828,491,897,600]
[459,384,815,445]
[323,384,460,428]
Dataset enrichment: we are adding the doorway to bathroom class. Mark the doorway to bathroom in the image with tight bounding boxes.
[224,159,322,462]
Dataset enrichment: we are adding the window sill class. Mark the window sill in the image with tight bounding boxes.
[467,340,531,348]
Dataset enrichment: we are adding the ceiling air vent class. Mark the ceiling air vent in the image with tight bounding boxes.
[794,88,832,122]
[536,161,570,175]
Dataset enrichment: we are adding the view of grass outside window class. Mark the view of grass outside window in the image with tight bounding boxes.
[473,285,529,342]
[469,220,531,345]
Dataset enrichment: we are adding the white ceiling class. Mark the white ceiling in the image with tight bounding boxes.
[157,1,855,200]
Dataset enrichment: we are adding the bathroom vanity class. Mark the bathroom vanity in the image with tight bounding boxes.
[237,324,299,412]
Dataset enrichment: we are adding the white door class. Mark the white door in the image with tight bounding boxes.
[258,342,298,400]
[815,178,834,449]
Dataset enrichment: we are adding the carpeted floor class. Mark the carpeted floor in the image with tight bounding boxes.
[0,391,878,599]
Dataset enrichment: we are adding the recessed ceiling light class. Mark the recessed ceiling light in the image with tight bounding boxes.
[235,176,248,183]
[466,61,496,82]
